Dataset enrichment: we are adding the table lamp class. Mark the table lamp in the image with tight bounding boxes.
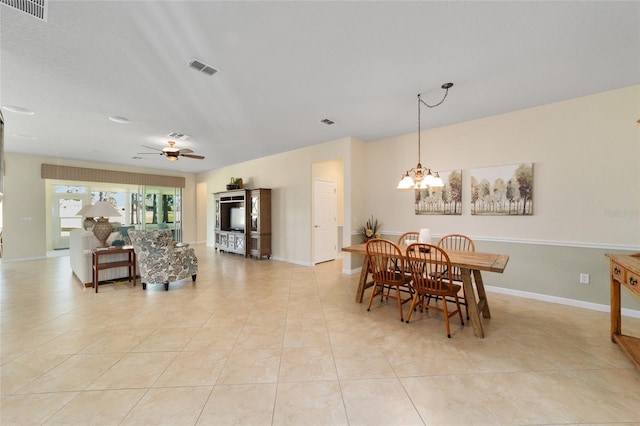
[84,201,122,247]
[75,205,96,230]
[419,228,431,243]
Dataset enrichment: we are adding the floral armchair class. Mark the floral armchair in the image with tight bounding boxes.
[129,229,198,291]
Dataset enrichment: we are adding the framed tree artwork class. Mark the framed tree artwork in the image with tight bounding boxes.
[470,163,533,215]
[415,170,462,215]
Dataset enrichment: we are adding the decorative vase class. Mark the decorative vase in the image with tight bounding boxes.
[83,217,96,230]
[92,218,112,247]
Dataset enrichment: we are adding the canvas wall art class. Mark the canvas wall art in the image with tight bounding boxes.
[470,163,533,215]
[415,169,462,215]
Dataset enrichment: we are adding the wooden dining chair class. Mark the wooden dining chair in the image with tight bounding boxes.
[405,243,464,338]
[437,233,475,252]
[365,239,414,322]
[397,231,419,245]
[395,232,420,281]
[437,233,475,319]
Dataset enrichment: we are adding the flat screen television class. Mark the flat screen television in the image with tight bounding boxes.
[229,207,245,232]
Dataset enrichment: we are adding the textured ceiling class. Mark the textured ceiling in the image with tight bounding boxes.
[1,1,639,174]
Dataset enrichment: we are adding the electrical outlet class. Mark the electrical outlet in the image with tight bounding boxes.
[580,273,590,284]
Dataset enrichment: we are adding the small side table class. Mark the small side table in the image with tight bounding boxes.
[92,247,137,293]
[606,253,640,372]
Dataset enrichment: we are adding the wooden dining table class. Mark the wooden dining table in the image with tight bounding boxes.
[342,242,509,338]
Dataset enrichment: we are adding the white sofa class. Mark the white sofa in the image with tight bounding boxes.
[69,228,134,287]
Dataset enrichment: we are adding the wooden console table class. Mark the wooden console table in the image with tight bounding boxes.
[606,253,640,372]
[92,247,137,293]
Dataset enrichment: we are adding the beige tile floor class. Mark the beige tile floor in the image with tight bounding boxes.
[2,244,640,425]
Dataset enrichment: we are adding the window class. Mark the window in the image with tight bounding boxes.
[48,182,182,249]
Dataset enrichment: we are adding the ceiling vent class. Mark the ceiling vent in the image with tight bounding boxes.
[167,132,190,140]
[1,0,48,21]
[188,59,218,76]
[320,118,335,125]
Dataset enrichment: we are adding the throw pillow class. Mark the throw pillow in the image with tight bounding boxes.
[118,226,135,245]
[106,231,122,246]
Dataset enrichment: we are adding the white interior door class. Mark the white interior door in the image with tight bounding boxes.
[313,178,337,264]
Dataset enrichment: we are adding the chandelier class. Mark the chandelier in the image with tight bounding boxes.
[397,82,453,190]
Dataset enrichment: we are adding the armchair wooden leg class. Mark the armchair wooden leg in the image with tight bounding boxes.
[192,274,197,282]
[142,283,147,290]
[164,282,169,291]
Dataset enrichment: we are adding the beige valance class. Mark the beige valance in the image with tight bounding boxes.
[41,164,185,188]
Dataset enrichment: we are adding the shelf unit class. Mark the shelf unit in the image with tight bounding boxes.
[214,189,248,256]
[214,188,271,259]
[248,188,271,259]
[92,247,136,293]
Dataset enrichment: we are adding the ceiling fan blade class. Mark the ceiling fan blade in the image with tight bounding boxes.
[142,145,163,152]
[180,153,205,159]
[137,152,164,155]
[179,148,194,154]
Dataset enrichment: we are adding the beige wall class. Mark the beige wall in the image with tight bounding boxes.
[2,154,198,260]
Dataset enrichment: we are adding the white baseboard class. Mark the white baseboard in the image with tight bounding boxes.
[485,285,640,318]
[1,256,47,263]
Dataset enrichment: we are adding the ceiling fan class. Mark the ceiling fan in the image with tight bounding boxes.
[139,141,205,161]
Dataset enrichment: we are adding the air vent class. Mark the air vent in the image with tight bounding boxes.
[188,59,218,76]
[167,132,189,140]
[1,0,48,21]
[320,118,335,125]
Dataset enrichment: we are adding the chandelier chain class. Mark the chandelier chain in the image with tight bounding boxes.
[416,85,451,165]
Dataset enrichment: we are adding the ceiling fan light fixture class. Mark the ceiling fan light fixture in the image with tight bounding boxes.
[164,141,180,153]
[138,141,204,161]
